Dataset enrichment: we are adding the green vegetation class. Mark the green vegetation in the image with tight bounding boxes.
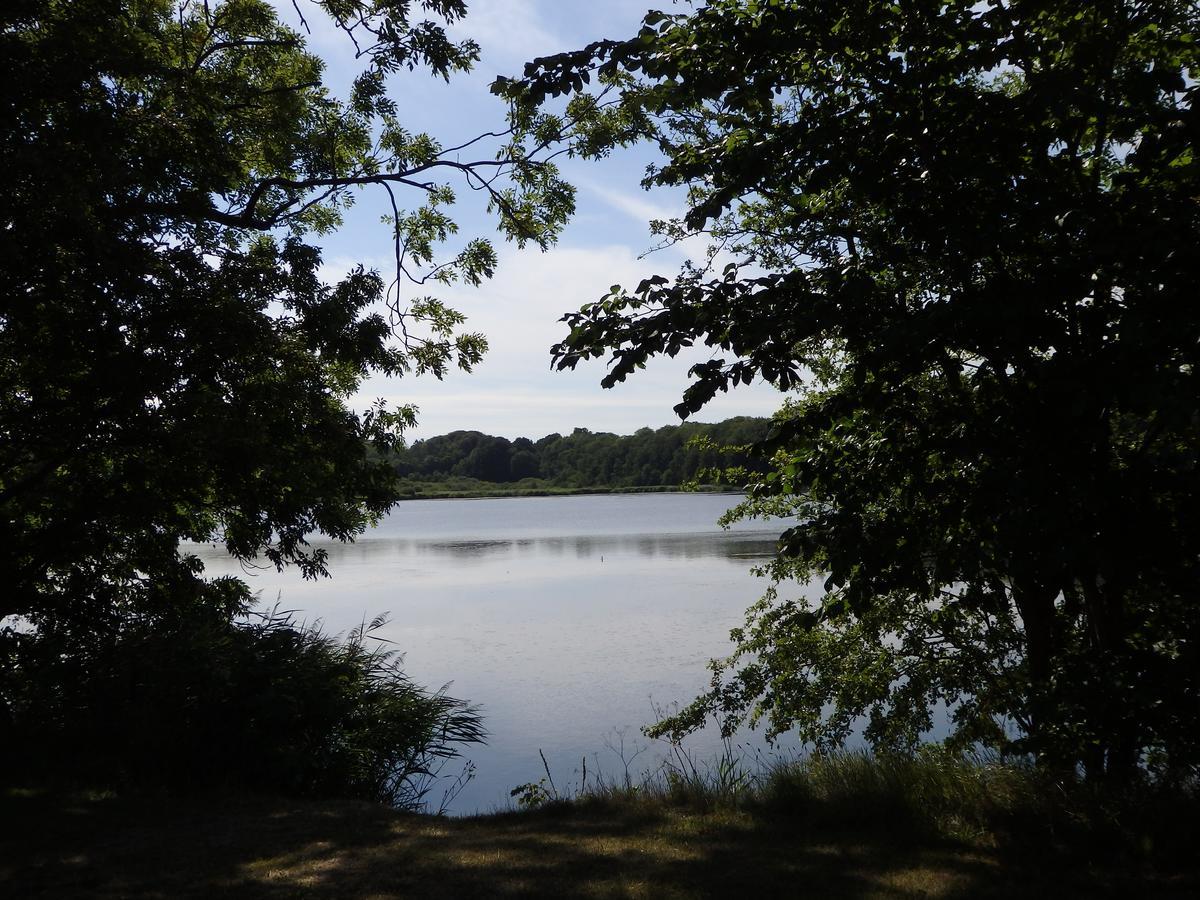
[1,0,571,803]
[2,590,483,811]
[3,0,1199,891]
[504,0,1200,781]
[390,416,770,496]
[394,478,733,500]
[5,753,1196,897]
[2,0,571,626]
[523,748,1198,864]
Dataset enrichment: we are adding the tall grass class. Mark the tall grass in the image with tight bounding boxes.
[522,737,1197,862]
[0,589,484,813]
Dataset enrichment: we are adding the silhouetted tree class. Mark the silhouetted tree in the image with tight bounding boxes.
[1,0,572,789]
[503,0,1200,779]
[1,0,574,629]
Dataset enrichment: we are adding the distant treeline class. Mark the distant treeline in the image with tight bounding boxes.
[390,417,771,493]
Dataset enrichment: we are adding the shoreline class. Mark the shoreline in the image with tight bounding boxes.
[393,483,742,501]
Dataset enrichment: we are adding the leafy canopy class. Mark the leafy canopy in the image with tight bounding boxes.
[499,0,1200,778]
[0,0,575,628]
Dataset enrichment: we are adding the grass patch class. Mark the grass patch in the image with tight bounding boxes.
[4,753,1195,897]
[4,785,1193,899]
[518,745,1200,872]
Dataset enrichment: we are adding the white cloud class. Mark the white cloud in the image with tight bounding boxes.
[579,179,733,270]
[447,0,563,72]
[350,242,785,439]
[581,179,680,227]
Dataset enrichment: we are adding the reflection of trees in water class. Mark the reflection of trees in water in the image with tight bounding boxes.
[421,540,512,557]
[194,532,781,569]
[396,533,780,562]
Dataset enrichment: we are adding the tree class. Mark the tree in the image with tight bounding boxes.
[0,0,574,630]
[500,0,1200,779]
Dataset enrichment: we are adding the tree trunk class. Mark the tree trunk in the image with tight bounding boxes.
[1011,578,1063,771]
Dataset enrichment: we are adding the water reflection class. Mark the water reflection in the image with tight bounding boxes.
[188,493,802,815]
[384,533,780,562]
[422,539,514,556]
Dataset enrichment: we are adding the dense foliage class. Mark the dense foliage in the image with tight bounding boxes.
[392,416,770,489]
[2,580,483,810]
[501,0,1200,779]
[1,0,569,795]
[0,0,572,629]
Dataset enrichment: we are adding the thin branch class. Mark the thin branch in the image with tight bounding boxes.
[289,0,310,34]
[192,38,299,71]
[440,129,514,155]
[381,180,408,335]
[222,81,321,112]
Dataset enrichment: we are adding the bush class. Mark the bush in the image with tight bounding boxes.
[0,579,483,812]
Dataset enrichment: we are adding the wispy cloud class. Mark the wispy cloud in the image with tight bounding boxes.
[581,179,681,227]
[350,242,785,439]
[579,179,728,269]
[448,0,564,73]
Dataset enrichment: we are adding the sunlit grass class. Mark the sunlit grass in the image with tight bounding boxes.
[4,752,1195,898]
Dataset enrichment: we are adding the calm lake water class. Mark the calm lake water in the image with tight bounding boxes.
[192,493,810,814]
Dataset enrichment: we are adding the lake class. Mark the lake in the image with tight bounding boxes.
[191,492,808,814]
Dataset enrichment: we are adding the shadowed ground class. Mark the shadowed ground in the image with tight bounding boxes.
[1,790,1194,898]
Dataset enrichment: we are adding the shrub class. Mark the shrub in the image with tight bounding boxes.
[0,579,483,812]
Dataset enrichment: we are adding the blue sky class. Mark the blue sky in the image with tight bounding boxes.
[274,0,786,440]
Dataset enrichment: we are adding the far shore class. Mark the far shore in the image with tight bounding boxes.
[392,483,742,501]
